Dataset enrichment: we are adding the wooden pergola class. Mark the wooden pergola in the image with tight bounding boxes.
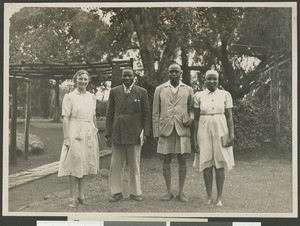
[9,59,133,165]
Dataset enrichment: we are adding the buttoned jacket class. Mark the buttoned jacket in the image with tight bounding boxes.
[105,85,151,144]
[152,81,194,138]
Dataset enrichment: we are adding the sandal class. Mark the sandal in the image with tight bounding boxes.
[216,200,223,207]
[68,199,77,208]
[176,194,188,202]
[205,198,213,205]
[78,197,89,205]
[160,193,174,201]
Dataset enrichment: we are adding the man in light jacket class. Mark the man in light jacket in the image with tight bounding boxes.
[152,62,194,202]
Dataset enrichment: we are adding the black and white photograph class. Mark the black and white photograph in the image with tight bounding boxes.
[2,1,297,220]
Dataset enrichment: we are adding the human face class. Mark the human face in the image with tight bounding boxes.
[168,64,182,85]
[121,69,134,88]
[76,73,89,91]
[205,74,218,91]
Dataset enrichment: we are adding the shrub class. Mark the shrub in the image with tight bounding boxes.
[96,100,108,118]
[10,132,45,156]
[232,99,274,153]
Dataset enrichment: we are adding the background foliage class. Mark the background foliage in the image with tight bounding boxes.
[9,6,293,153]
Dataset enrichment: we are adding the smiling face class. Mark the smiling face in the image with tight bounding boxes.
[75,72,89,91]
[205,73,219,92]
[121,68,134,88]
[168,64,182,86]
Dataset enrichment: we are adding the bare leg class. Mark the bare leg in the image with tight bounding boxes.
[78,176,89,205]
[177,154,188,202]
[203,166,213,205]
[69,176,77,207]
[161,154,174,201]
[78,176,86,199]
[215,167,225,207]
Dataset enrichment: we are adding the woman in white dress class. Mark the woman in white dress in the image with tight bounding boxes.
[193,69,234,207]
[58,70,99,208]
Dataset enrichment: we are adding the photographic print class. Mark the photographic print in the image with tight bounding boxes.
[2,1,297,220]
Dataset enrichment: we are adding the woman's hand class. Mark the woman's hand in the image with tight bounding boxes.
[63,138,70,149]
[106,136,112,147]
[194,141,200,154]
[226,135,234,147]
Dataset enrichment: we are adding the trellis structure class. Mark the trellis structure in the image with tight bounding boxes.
[9,58,133,165]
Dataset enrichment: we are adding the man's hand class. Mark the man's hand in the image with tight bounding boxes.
[143,135,148,144]
[183,117,193,127]
[106,136,112,147]
[154,137,159,143]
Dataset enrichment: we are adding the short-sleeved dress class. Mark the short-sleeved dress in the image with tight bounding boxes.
[58,89,99,178]
[193,88,234,172]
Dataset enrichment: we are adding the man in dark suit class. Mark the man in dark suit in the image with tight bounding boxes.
[105,66,151,202]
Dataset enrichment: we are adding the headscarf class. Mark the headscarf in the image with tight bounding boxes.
[204,69,219,78]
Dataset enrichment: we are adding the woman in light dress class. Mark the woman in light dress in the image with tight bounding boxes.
[58,70,99,208]
[193,69,234,207]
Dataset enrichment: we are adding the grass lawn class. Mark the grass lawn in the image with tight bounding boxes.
[7,118,294,215]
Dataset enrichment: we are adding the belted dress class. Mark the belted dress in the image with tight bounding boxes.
[58,89,99,178]
[193,88,234,172]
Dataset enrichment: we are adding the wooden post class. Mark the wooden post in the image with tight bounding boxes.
[271,51,281,151]
[111,63,122,88]
[24,82,31,160]
[10,78,18,165]
[53,79,60,122]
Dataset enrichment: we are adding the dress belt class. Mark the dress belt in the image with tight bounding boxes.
[70,118,91,122]
[200,113,224,116]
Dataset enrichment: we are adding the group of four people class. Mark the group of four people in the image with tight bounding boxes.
[57,62,234,209]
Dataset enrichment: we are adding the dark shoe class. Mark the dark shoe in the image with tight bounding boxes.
[109,193,123,202]
[129,194,142,202]
[78,197,89,205]
[176,194,188,202]
[160,193,174,201]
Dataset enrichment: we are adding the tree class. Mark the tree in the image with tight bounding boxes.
[9,7,112,118]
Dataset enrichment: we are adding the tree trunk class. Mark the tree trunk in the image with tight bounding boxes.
[156,35,178,84]
[181,46,190,86]
[130,9,156,84]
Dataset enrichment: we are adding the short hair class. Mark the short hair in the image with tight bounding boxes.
[122,66,134,75]
[73,70,90,83]
[168,61,182,69]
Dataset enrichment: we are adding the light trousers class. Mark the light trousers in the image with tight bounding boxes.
[110,143,142,196]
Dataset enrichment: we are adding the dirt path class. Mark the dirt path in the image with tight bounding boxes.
[9,173,68,211]
[9,155,111,211]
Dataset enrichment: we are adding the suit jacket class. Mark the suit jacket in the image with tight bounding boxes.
[152,81,194,138]
[105,84,151,145]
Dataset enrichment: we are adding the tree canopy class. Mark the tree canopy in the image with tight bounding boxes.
[10,6,292,101]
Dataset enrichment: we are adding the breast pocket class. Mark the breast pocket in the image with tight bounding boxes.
[133,99,141,112]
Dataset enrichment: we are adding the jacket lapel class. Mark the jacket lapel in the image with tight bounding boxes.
[115,86,127,110]
[162,85,174,103]
[173,85,185,105]
[122,85,138,112]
